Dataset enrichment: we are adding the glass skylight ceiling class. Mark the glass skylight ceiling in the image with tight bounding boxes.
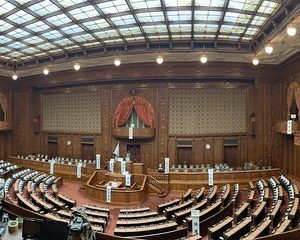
[0,0,282,62]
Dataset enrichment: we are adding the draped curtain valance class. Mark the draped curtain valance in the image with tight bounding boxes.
[0,92,8,121]
[114,96,154,127]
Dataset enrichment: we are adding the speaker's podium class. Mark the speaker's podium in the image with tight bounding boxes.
[86,159,147,205]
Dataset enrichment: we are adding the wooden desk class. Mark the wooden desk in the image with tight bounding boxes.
[207,186,217,204]
[164,198,194,218]
[16,193,41,212]
[58,193,76,207]
[208,216,233,240]
[247,190,255,207]
[241,219,271,239]
[85,210,109,220]
[269,200,282,226]
[194,187,205,203]
[57,209,72,219]
[251,201,266,226]
[234,202,249,223]
[27,181,33,194]
[116,216,167,227]
[44,193,65,209]
[119,207,149,214]
[288,197,299,224]
[272,219,291,234]
[82,204,110,214]
[114,221,178,237]
[174,199,208,224]
[30,193,54,211]
[223,217,252,240]
[182,188,192,202]
[105,181,123,188]
[157,199,181,214]
[118,211,158,219]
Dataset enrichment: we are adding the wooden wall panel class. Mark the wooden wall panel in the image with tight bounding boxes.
[8,59,291,170]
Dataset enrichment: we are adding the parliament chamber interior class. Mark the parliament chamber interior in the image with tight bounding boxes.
[0,0,299,239]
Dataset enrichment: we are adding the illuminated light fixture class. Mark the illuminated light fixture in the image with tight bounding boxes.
[114,58,121,67]
[264,43,273,54]
[287,23,297,37]
[12,73,18,80]
[74,62,80,71]
[200,54,208,64]
[43,68,49,75]
[252,56,259,66]
[156,55,163,64]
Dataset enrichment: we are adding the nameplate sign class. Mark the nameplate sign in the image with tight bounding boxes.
[77,163,82,178]
[96,154,101,169]
[191,210,200,235]
[109,159,114,173]
[125,174,131,187]
[164,158,170,174]
[50,161,55,174]
[208,168,214,186]
[106,186,112,203]
[287,120,293,134]
[121,160,126,175]
[129,127,133,139]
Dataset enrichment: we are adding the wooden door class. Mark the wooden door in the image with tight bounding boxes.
[224,146,239,167]
[177,147,192,166]
[48,142,58,158]
[127,145,141,162]
[82,144,94,160]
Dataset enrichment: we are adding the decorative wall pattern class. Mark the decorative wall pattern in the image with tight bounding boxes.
[169,88,247,134]
[42,92,101,133]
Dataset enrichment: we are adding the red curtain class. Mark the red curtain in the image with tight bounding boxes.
[114,96,154,127]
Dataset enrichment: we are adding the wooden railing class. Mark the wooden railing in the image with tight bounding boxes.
[147,175,169,197]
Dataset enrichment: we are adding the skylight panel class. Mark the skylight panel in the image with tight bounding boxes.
[8,41,27,49]
[136,12,165,23]
[172,34,191,39]
[218,35,240,40]
[25,21,50,32]
[245,27,259,36]
[130,0,161,10]
[242,36,252,41]
[195,0,225,7]
[21,47,40,54]
[103,38,124,44]
[23,36,45,44]
[142,24,168,34]
[125,36,145,42]
[94,29,120,39]
[0,1,15,14]
[82,42,100,47]
[258,0,279,14]
[194,34,216,38]
[195,11,221,21]
[49,49,64,54]
[110,15,136,26]
[0,36,13,44]
[61,25,84,35]
[42,30,63,39]
[38,42,56,50]
[28,1,60,16]
[7,51,24,57]
[224,12,251,24]
[169,24,191,33]
[0,20,13,32]
[147,35,169,40]
[72,34,96,42]
[47,14,72,26]
[82,19,110,30]
[69,6,99,20]
[7,10,35,24]
[220,25,244,34]
[7,28,30,38]
[97,0,129,14]
[57,0,86,8]
[228,0,260,11]
[0,47,11,53]
[165,0,192,7]
[119,27,142,36]
[250,16,267,26]
[54,38,73,46]
[167,11,192,22]
[194,24,218,32]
